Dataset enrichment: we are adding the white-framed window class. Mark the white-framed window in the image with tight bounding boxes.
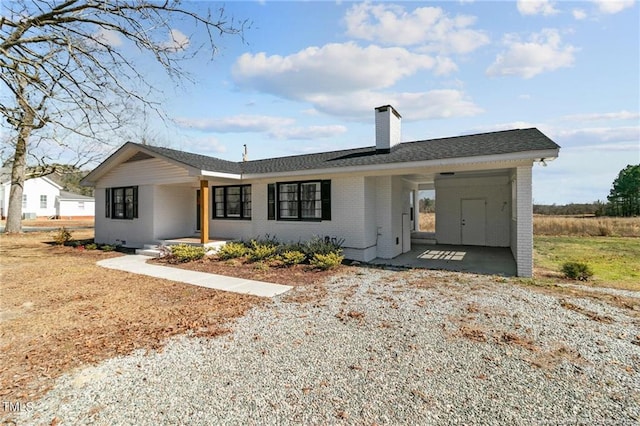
[40,195,47,209]
[78,201,85,210]
[22,194,27,209]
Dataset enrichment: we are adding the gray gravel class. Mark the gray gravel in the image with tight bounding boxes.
[9,268,640,425]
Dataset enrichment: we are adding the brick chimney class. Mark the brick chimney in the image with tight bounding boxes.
[375,105,401,154]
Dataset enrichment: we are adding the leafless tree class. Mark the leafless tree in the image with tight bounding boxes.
[1,0,246,232]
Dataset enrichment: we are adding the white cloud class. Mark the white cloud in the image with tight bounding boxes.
[486,29,577,78]
[270,125,347,140]
[233,42,439,99]
[176,115,295,133]
[162,29,190,52]
[92,28,123,47]
[552,126,640,146]
[344,2,489,54]
[517,0,560,16]
[232,42,483,121]
[182,137,227,156]
[560,110,640,122]
[304,89,483,121]
[591,0,635,14]
[176,115,346,141]
[572,8,588,19]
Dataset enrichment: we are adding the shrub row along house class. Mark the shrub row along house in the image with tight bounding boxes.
[81,105,560,277]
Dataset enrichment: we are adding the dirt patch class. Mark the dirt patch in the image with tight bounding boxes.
[0,231,261,402]
[559,299,614,323]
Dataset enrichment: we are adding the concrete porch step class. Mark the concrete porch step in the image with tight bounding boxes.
[135,248,164,257]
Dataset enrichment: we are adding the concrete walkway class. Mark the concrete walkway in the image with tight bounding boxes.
[97,255,292,298]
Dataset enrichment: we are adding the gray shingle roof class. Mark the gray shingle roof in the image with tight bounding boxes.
[132,128,559,175]
[59,190,94,200]
[137,144,242,174]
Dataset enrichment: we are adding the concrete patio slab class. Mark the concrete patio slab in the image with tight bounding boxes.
[97,255,292,297]
[371,244,517,276]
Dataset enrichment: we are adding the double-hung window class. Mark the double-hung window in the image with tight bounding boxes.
[105,186,138,219]
[213,185,251,219]
[269,180,330,221]
[40,195,47,209]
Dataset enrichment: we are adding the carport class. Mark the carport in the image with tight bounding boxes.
[371,244,517,276]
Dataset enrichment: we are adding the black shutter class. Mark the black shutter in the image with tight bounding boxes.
[321,180,331,220]
[105,188,111,218]
[132,186,139,219]
[267,184,275,220]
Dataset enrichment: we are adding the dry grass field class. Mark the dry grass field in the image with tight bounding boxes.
[533,215,640,237]
[420,213,640,237]
[0,230,261,402]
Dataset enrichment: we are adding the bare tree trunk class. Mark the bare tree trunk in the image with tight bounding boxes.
[5,116,32,233]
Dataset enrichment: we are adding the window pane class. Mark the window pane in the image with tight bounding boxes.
[242,186,252,218]
[226,186,241,217]
[40,195,47,208]
[278,183,299,218]
[22,194,27,209]
[125,187,134,219]
[214,187,224,217]
[113,188,124,218]
[301,182,321,218]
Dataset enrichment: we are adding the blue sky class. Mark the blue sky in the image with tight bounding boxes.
[120,0,638,204]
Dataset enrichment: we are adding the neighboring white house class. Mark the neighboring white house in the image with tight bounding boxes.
[0,173,95,219]
[81,105,560,277]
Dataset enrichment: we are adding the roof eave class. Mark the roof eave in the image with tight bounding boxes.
[80,142,201,186]
[242,148,560,180]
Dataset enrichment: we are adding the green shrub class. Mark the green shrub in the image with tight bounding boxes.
[85,243,98,250]
[169,244,206,263]
[53,227,72,245]
[247,240,278,262]
[303,236,345,259]
[100,244,116,252]
[217,242,248,260]
[310,252,344,270]
[281,250,306,266]
[561,261,593,281]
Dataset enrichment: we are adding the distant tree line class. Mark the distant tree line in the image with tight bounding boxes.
[533,202,607,216]
[535,164,639,217]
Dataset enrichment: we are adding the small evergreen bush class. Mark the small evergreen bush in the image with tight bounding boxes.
[53,227,72,245]
[310,252,344,270]
[170,244,206,263]
[561,261,593,281]
[281,250,306,266]
[217,242,248,260]
[247,240,278,262]
[100,244,116,252]
[85,243,98,250]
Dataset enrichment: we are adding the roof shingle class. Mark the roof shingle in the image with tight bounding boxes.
[131,128,559,175]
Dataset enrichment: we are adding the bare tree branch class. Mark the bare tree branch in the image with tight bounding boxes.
[1,0,248,232]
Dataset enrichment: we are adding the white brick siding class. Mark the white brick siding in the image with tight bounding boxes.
[511,166,533,277]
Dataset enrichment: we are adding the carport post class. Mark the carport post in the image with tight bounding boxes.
[200,180,209,244]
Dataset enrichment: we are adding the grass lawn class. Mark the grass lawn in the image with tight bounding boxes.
[534,236,640,291]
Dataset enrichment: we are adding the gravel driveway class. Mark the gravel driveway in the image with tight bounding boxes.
[10,268,640,425]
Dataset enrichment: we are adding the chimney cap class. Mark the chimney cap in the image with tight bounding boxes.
[375,105,402,119]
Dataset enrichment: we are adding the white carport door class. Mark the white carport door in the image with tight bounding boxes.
[461,199,486,245]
